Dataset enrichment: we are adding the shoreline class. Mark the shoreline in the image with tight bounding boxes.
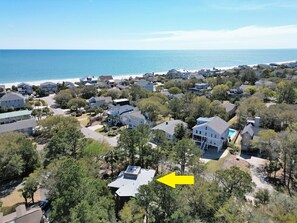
[2,60,296,89]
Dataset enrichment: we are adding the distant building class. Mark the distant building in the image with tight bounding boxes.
[0,85,6,97]
[189,83,211,93]
[152,120,188,141]
[0,110,36,135]
[255,79,274,88]
[227,88,243,97]
[88,96,112,108]
[40,82,57,93]
[17,82,33,95]
[0,92,26,109]
[121,110,147,128]
[0,204,42,223]
[167,69,190,79]
[108,165,155,198]
[135,80,154,91]
[64,81,79,89]
[192,117,230,151]
[80,76,98,85]
[98,75,114,88]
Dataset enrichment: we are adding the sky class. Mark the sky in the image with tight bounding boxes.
[1,0,297,49]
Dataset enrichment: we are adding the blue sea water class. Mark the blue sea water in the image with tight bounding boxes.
[0,49,297,83]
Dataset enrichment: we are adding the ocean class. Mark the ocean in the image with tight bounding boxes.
[0,49,297,84]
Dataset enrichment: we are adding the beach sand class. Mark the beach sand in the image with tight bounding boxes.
[2,60,296,89]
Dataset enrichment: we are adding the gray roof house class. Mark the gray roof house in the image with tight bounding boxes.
[89,96,112,108]
[64,81,79,89]
[152,120,188,141]
[17,82,33,95]
[222,101,236,119]
[80,76,98,85]
[40,82,57,93]
[192,117,230,151]
[120,110,147,128]
[0,204,42,223]
[0,92,26,109]
[0,85,5,97]
[0,118,37,135]
[135,80,154,92]
[108,165,155,197]
[0,110,32,124]
[241,117,264,150]
[98,75,114,88]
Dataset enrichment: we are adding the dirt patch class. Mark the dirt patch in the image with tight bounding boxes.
[221,155,251,172]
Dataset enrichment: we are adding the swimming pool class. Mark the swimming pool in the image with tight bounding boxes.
[228,129,236,139]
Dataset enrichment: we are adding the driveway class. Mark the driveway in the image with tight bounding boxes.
[42,95,68,116]
[240,154,275,192]
[81,126,118,147]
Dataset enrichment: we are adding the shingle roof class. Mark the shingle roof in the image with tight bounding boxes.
[99,75,113,81]
[108,166,155,197]
[222,101,236,113]
[0,110,31,120]
[152,120,188,136]
[242,124,254,136]
[121,110,145,120]
[0,118,36,134]
[40,82,57,86]
[0,92,25,101]
[194,116,229,135]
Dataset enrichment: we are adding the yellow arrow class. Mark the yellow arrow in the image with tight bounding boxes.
[156,172,194,188]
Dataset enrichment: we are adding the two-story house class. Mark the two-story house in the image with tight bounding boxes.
[98,75,114,88]
[0,92,26,109]
[40,82,57,94]
[192,116,230,151]
[80,76,98,85]
[17,82,33,95]
[89,96,112,108]
[120,110,147,128]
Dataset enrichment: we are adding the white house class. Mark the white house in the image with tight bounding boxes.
[152,120,188,141]
[80,76,98,85]
[108,166,155,197]
[17,82,33,95]
[0,92,26,109]
[120,110,147,128]
[135,80,154,91]
[192,117,230,151]
[40,82,57,93]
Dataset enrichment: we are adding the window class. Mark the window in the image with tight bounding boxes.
[214,135,216,138]
[211,133,213,137]
[205,132,207,136]
[199,131,201,134]
[196,130,198,134]
[205,127,207,130]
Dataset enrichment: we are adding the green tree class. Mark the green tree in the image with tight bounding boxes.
[19,172,40,206]
[215,198,247,223]
[168,87,182,95]
[174,138,198,174]
[215,167,255,199]
[174,123,187,140]
[67,97,87,109]
[255,189,270,206]
[211,84,229,101]
[54,90,74,108]
[240,69,258,84]
[120,199,145,223]
[80,86,97,99]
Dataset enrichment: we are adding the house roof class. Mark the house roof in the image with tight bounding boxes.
[0,118,36,134]
[90,96,112,103]
[242,124,254,136]
[108,166,155,197]
[152,120,188,136]
[121,110,145,120]
[0,110,32,120]
[193,116,229,135]
[99,75,113,81]
[40,82,57,86]
[0,92,25,101]
[17,82,32,87]
[135,80,151,87]
[222,101,236,113]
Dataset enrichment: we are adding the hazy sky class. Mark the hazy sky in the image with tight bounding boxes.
[1,0,297,49]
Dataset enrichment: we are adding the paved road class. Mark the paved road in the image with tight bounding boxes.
[81,126,118,147]
[42,95,68,116]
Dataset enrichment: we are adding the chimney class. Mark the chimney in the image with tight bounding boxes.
[254,116,260,128]
[16,205,26,218]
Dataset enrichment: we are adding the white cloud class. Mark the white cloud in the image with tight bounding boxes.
[140,25,297,49]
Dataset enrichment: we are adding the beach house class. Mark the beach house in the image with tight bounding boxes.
[98,75,114,88]
[221,101,236,119]
[152,120,188,141]
[192,116,230,151]
[241,117,263,150]
[0,110,37,135]
[40,82,57,94]
[17,82,33,95]
[88,96,112,108]
[120,110,147,128]
[0,92,26,109]
[135,80,154,91]
[108,165,155,208]
[80,76,98,85]
[0,85,6,97]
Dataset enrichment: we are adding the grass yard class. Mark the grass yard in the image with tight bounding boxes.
[76,113,89,126]
[205,152,231,173]
[228,115,238,126]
